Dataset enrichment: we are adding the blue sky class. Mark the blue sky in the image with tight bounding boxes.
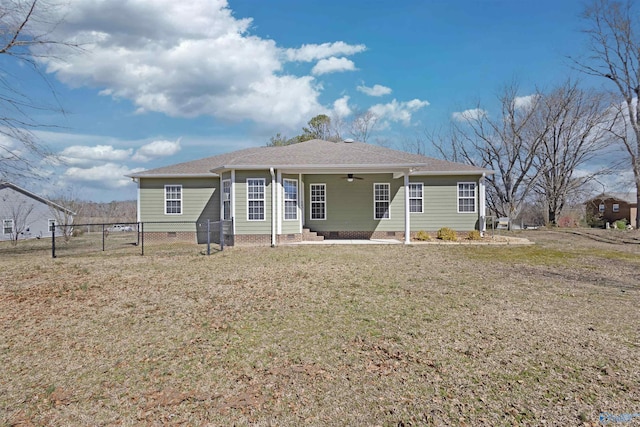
[6,0,623,201]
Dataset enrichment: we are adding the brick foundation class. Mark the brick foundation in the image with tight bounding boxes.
[143,231,197,243]
[233,234,272,246]
[316,230,405,240]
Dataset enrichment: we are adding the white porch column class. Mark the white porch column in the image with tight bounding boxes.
[299,173,303,233]
[479,173,486,235]
[231,170,236,235]
[277,170,283,235]
[404,172,410,244]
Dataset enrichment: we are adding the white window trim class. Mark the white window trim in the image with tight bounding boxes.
[247,178,266,221]
[613,203,620,213]
[374,182,391,220]
[310,183,327,221]
[409,182,424,214]
[3,219,14,235]
[457,182,477,214]
[283,178,298,221]
[222,179,231,220]
[599,203,605,213]
[164,184,183,215]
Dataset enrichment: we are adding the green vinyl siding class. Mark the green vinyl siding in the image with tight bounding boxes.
[139,177,220,232]
[234,170,273,235]
[410,175,480,231]
[281,173,300,235]
[304,173,404,232]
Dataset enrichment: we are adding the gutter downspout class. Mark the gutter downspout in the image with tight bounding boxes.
[270,167,276,247]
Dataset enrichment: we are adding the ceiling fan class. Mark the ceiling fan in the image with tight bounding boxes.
[342,173,363,182]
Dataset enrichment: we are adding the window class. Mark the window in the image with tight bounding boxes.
[283,179,298,220]
[247,178,265,221]
[613,203,620,213]
[409,183,423,213]
[310,184,326,220]
[374,183,390,219]
[458,182,476,213]
[165,185,182,215]
[599,203,605,213]
[48,219,56,232]
[3,219,13,234]
[223,180,231,220]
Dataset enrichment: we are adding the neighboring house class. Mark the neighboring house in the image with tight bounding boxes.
[0,182,75,242]
[585,192,638,228]
[128,139,493,246]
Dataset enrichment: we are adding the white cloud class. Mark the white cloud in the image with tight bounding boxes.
[452,108,488,122]
[132,139,181,162]
[64,163,145,188]
[59,145,133,166]
[311,57,356,75]
[35,0,368,130]
[513,94,539,110]
[285,41,366,62]
[369,99,430,126]
[333,96,352,118]
[357,84,392,97]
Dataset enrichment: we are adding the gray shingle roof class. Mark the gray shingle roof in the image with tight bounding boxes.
[129,139,491,178]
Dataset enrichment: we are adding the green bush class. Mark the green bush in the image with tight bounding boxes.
[437,227,457,241]
[615,219,628,230]
[467,230,482,240]
[415,230,431,241]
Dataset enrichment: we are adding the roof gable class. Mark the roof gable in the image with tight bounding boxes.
[0,182,76,215]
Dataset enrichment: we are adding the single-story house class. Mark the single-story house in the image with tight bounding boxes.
[128,139,493,246]
[0,182,75,242]
[585,192,638,228]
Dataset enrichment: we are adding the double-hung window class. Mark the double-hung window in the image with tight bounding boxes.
[374,183,390,220]
[310,184,326,220]
[409,183,423,213]
[247,178,265,221]
[165,185,182,215]
[283,179,298,220]
[458,182,476,213]
[3,219,14,234]
[222,180,231,220]
[599,203,605,213]
[613,203,620,213]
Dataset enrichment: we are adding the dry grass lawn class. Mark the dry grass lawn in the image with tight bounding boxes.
[1,230,639,426]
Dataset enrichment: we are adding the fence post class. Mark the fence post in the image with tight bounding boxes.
[141,222,144,256]
[207,219,211,256]
[102,224,105,251]
[220,219,224,251]
[52,227,56,258]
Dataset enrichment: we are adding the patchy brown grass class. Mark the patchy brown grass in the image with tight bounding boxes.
[1,231,639,425]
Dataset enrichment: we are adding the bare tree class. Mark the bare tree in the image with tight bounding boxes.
[0,0,78,181]
[532,81,614,224]
[348,110,378,142]
[435,84,546,227]
[571,0,640,227]
[49,188,80,242]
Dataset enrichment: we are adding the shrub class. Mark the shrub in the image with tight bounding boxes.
[437,227,457,241]
[415,230,431,241]
[467,230,481,240]
[615,219,628,230]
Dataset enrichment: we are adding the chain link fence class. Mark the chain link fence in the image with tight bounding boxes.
[49,219,234,258]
